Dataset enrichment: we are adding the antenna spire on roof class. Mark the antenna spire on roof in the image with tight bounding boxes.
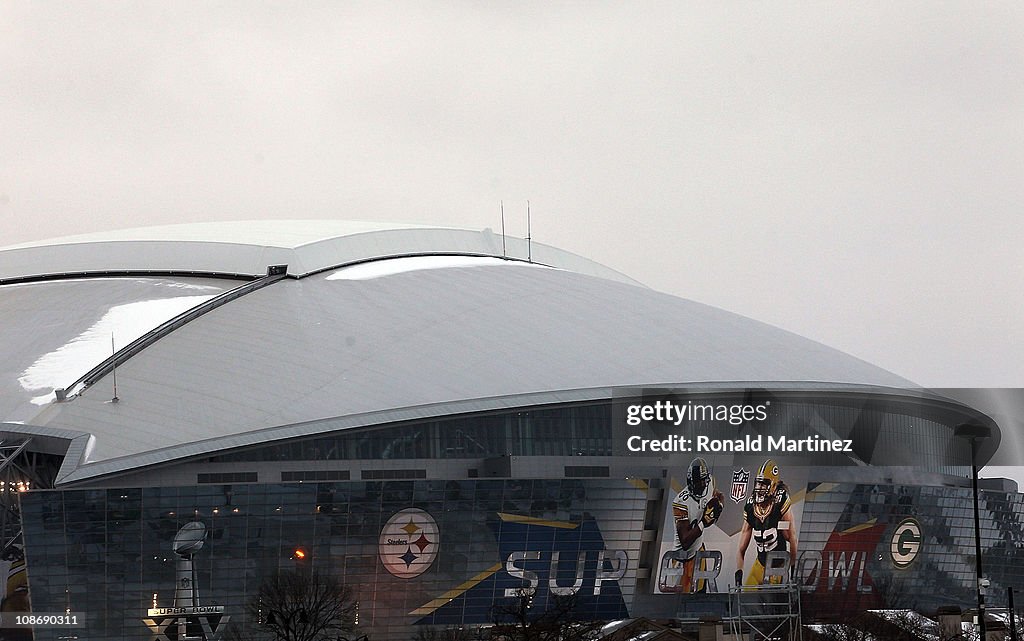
[110,333,119,403]
[526,200,532,263]
[500,201,506,257]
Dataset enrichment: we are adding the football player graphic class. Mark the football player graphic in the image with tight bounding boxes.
[735,458,798,587]
[661,457,724,593]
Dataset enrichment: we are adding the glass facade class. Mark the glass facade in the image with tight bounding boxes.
[206,393,975,471]
[19,476,1024,640]
[209,405,615,462]
[21,479,647,641]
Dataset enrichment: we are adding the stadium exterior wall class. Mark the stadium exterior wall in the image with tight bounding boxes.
[15,391,1024,641]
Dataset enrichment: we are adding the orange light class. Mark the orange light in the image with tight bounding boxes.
[294,548,307,560]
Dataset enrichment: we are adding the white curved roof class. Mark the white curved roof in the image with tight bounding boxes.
[0,220,641,284]
[0,221,920,483]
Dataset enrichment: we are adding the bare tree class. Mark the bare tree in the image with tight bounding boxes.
[414,625,488,641]
[249,569,357,641]
[808,610,956,641]
[489,589,604,641]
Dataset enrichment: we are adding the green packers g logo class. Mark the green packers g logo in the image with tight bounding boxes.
[890,518,922,569]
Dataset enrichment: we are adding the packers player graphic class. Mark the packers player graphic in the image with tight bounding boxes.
[660,457,724,593]
[735,459,797,586]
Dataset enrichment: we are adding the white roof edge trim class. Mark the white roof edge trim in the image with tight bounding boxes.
[0,423,88,442]
[55,434,96,485]
[54,381,964,486]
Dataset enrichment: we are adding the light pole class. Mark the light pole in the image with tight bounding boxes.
[1010,587,1018,641]
[955,422,992,641]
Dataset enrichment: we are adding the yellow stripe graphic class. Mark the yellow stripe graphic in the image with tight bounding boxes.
[805,482,839,497]
[838,518,878,535]
[497,512,580,529]
[627,478,649,491]
[409,563,504,616]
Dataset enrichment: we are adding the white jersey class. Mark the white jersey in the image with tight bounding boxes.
[671,478,715,560]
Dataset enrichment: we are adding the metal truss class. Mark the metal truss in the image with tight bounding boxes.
[729,583,803,641]
[0,438,60,557]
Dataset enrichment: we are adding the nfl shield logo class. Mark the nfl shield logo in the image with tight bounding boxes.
[731,469,750,503]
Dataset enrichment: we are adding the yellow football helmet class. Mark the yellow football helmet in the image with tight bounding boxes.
[753,459,781,504]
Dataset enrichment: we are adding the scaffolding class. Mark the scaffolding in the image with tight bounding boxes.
[674,582,803,641]
[728,583,803,641]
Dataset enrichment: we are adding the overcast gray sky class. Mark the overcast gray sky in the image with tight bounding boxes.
[1,2,1021,389]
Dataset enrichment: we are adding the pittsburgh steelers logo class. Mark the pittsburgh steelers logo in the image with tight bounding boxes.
[379,508,439,578]
[890,518,922,569]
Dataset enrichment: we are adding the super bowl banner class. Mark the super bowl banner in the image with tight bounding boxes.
[654,457,808,594]
[651,461,983,614]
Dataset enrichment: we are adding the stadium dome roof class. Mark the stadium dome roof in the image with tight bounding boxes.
[0,221,925,485]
